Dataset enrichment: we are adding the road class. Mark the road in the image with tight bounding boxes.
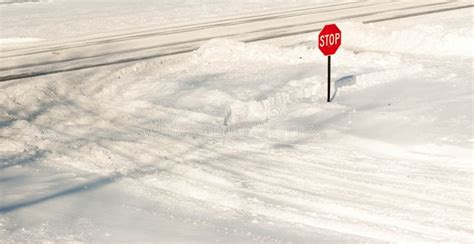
[0,0,472,82]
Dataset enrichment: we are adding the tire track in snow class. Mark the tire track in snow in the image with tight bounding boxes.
[1,0,472,82]
[112,127,470,232]
[0,0,374,55]
[204,148,471,213]
[134,142,472,241]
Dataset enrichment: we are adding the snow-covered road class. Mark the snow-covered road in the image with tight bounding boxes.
[1,0,472,82]
[1,1,473,243]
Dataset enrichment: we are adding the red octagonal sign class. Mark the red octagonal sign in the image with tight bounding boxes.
[318,24,341,56]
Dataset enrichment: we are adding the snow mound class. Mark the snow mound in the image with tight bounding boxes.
[192,39,316,65]
[225,76,324,125]
[183,38,430,126]
[340,22,474,57]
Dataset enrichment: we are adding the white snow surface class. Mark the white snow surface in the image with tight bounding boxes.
[0,2,473,243]
[0,38,44,44]
[0,0,335,40]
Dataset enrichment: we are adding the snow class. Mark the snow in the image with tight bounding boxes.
[0,0,335,41]
[1,1,473,243]
[340,22,474,57]
[0,38,44,44]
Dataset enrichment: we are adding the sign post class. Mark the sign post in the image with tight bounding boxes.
[327,55,331,102]
[318,24,341,102]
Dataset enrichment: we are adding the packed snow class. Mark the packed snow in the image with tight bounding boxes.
[0,0,335,41]
[0,1,473,243]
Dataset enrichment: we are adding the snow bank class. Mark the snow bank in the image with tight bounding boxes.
[191,39,323,125]
[193,39,316,65]
[340,22,474,57]
[190,39,428,125]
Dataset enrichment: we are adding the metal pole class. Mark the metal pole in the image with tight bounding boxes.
[327,55,331,103]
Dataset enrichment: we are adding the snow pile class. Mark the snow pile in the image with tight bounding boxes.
[190,39,429,125]
[340,22,474,57]
[193,39,316,65]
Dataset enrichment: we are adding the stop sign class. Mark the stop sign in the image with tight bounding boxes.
[318,24,341,56]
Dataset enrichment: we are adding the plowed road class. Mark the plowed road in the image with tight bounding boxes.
[0,0,472,82]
